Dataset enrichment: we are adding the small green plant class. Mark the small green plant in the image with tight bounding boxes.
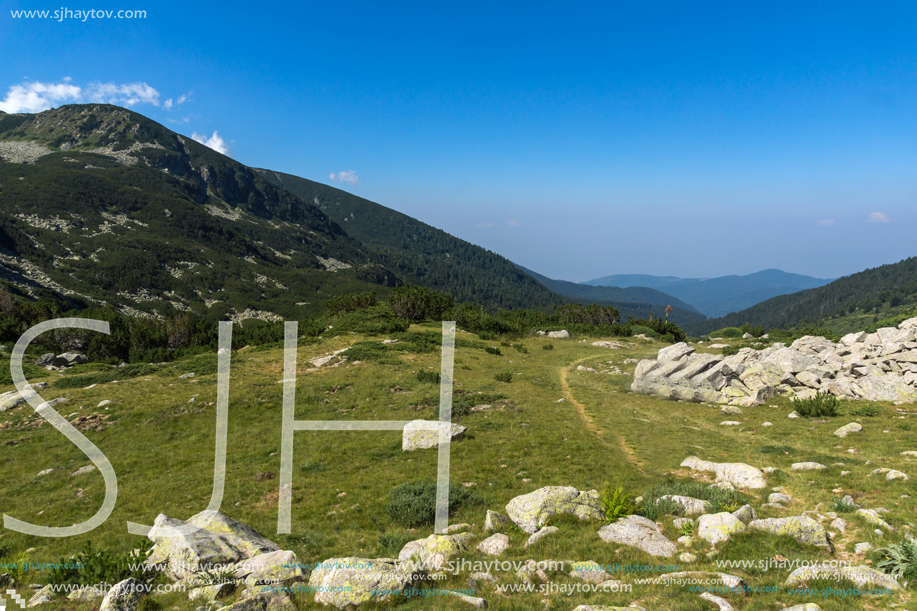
[874,538,917,583]
[416,370,441,384]
[679,522,694,537]
[493,372,513,383]
[484,346,502,356]
[851,406,880,417]
[4,549,32,583]
[47,539,157,588]
[829,496,858,513]
[638,497,680,521]
[388,481,484,527]
[793,392,840,417]
[600,481,637,523]
[542,343,554,350]
[511,342,528,353]
[377,532,412,557]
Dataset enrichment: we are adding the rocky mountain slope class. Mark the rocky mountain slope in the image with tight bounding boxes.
[0,105,399,321]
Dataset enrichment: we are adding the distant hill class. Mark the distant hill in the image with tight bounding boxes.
[685,257,917,335]
[255,169,566,311]
[513,265,708,327]
[0,104,399,321]
[585,269,833,317]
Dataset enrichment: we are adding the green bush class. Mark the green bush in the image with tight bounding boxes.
[829,496,858,513]
[416,370,441,384]
[874,538,917,583]
[793,392,840,417]
[484,346,502,356]
[327,306,410,336]
[639,479,749,518]
[325,291,377,314]
[388,285,454,322]
[712,327,744,339]
[388,481,484,527]
[851,406,880,417]
[600,482,637,523]
[511,342,528,353]
[493,372,513,383]
[47,539,157,588]
[542,343,554,350]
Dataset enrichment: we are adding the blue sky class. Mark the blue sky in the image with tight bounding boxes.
[2,1,915,282]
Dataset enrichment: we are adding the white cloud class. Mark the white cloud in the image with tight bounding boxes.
[87,82,160,106]
[191,131,230,155]
[0,79,170,114]
[817,219,835,226]
[177,93,189,105]
[0,80,82,113]
[329,170,360,185]
[163,98,173,109]
[868,212,890,223]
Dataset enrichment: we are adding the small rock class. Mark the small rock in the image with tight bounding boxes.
[477,534,509,556]
[525,526,558,547]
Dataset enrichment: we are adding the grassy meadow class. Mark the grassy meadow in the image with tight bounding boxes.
[0,326,915,610]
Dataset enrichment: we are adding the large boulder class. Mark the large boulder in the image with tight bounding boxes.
[697,512,747,545]
[681,456,766,489]
[658,343,695,363]
[597,515,677,557]
[398,533,475,570]
[232,550,307,586]
[145,511,280,579]
[505,486,604,534]
[402,420,466,451]
[747,516,832,549]
[99,578,148,611]
[308,557,419,608]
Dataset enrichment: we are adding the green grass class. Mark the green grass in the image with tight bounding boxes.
[0,325,914,610]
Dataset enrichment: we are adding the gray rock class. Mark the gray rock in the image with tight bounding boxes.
[855,542,873,555]
[27,585,54,608]
[784,563,899,590]
[454,594,488,608]
[598,515,677,557]
[546,330,570,339]
[791,462,826,471]
[401,420,466,451]
[399,533,474,570]
[232,550,306,586]
[67,587,106,601]
[768,493,793,504]
[747,516,832,548]
[99,578,148,611]
[569,560,612,584]
[476,533,509,556]
[830,518,846,533]
[658,342,696,363]
[833,422,862,438]
[308,557,418,608]
[484,510,510,532]
[659,495,712,516]
[697,512,747,545]
[700,592,734,611]
[524,526,558,547]
[732,505,758,523]
[680,456,767,489]
[505,486,604,534]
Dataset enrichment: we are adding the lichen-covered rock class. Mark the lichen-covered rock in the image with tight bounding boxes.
[187,510,281,559]
[784,604,821,611]
[732,505,758,523]
[747,516,832,549]
[222,596,268,610]
[697,513,747,545]
[99,578,149,611]
[525,526,558,547]
[569,561,612,584]
[783,563,900,590]
[598,515,677,557]
[505,486,604,534]
[402,420,466,451]
[188,583,235,601]
[484,510,510,532]
[680,456,767,489]
[67,587,106,601]
[27,585,55,607]
[233,550,306,586]
[476,534,509,556]
[573,606,646,611]
[856,508,894,531]
[700,592,734,611]
[308,557,418,608]
[145,514,245,579]
[399,533,475,570]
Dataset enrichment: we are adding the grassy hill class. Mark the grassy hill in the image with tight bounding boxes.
[255,169,565,311]
[587,269,833,318]
[687,257,917,335]
[0,105,400,321]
